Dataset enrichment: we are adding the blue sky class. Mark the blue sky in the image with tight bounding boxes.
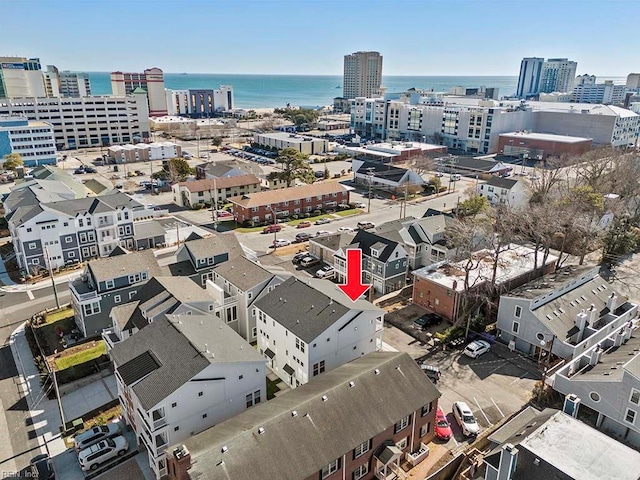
[3,0,637,76]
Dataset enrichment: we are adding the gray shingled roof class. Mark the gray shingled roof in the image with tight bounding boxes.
[185,234,242,262]
[310,232,355,252]
[88,249,164,284]
[177,352,441,480]
[44,192,143,217]
[133,220,167,241]
[254,277,382,343]
[110,301,140,331]
[109,314,262,410]
[213,257,274,291]
[348,230,400,262]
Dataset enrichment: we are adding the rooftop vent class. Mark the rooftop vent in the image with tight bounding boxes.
[321,395,328,402]
[349,381,355,387]
[291,411,298,417]
[257,427,265,434]
[374,369,380,375]
[221,446,228,453]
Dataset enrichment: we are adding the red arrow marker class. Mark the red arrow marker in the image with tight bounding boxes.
[338,249,371,302]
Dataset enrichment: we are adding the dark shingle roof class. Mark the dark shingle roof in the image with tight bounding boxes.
[213,257,274,291]
[355,160,408,183]
[177,352,441,480]
[45,192,143,217]
[133,221,166,241]
[484,177,518,189]
[110,314,262,410]
[253,277,382,343]
[310,232,356,252]
[348,230,400,262]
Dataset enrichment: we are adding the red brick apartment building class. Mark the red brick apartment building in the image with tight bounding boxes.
[167,352,441,480]
[229,181,349,225]
[412,245,557,322]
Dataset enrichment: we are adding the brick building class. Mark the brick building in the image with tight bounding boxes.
[498,131,592,159]
[171,175,261,208]
[229,182,349,225]
[166,352,441,480]
[412,245,557,322]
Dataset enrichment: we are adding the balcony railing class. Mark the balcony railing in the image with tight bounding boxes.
[222,294,238,306]
[68,279,99,301]
[153,418,168,430]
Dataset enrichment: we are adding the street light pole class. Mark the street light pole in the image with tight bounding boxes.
[268,205,278,251]
[367,167,375,214]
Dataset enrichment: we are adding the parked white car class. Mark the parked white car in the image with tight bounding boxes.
[355,202,366,209]
[315,266,335,279]
[315,230,334,237]
[74,423,122,451]
[337,226,354,233]
[452,401,480,437]
[78,435,129,471]
[463,340,491,359]
[272,239,291,247]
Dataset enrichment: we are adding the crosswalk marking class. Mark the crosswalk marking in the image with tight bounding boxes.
[27,289,35,300]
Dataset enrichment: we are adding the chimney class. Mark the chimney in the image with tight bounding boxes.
[168,445,191,480]
[497,443,519,480]
[623,321,634,342]
[614,329,625,347]
[563,394,581,418]
[575,310,588,336]
[589,346,602,366]
[606,293,618,313]
[587,304,597,327]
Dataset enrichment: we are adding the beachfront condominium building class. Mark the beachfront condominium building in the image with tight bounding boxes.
[111,68,168,116]
[43,65,92,97]
[0,116,56,167]
[572,78,627,105]
[343,51,383,100]
[165,86,234,117]
[627,73,640,91]
[0,57,46,98]
[539,58,578,93]
[0,94,151,149]
[516,57,544,98]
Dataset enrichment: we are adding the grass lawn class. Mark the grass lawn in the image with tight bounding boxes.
[334,208,363,217]
[55,341,106,370]
[38,316,78,356]
[235,225,267,233]
[44,307,74,324]
[267,378,281,400]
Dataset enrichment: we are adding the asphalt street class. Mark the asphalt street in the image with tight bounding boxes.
[0,286,70,478]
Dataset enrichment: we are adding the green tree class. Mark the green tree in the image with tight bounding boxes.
[267,148,314,187]
[211,137,223,147]
[456,195,489,217]
[323,163,330,180]
[428,176,442,193]
[152,157,194,183]
[274,108,319,128]
[2,153,24,171]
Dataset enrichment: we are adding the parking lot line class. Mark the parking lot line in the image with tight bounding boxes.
[491,397,505,418]
[509,371,532,384]
[473,396,492,427]
[27,289,34,300]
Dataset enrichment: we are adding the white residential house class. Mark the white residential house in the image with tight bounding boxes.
[6,192,160,274]
[496,265,638,359]
[477,177,529,208]
[254,277,384,389]
[109,314,266,479]
[211,256,284,343]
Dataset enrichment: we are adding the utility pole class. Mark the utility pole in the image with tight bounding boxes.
[44,246,60,309]
[213,177,219,231]
[367,167,375,214]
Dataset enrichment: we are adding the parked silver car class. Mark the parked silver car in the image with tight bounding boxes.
[78,435,129,471]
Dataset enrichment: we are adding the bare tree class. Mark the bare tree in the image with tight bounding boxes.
[407,154,435,176]
[528,156,569,204]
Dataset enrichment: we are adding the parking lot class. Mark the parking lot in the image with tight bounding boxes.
[382,320,541,451]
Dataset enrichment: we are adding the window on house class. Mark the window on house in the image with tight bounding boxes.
[420,422,431,438]
[82,302,100,316]
[129,291,137,299]
[321,458,340,479]
[421,401,433,417]
[394,415,411,433]
[114,295,121,303]
[515,305,522,318]
[202,413,207,419]
[198,391,203,397]
[252,327,257,338]
[313,360,325,377]
[625,408,636,425]
[29,243,36,250]
[512,321,520,334]
[631,389,640,405]
[174,426,179,432]
[396,436,408,450]
[353,464,369,480]
[353,439,370,458]
[246,390,261,408]
[171,402,177,408]
[105,279,115,289]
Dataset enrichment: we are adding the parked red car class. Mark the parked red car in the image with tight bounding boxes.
[296,221,311,229]
[435,407,452,440]
[262,224,282,234]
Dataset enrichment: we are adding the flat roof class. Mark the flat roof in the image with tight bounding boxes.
[505,265,598,300]
[256,132,325,143]
[521,412,640,480]
[500,132,592,143]
[569,332,640,381]
[413,244,558,292]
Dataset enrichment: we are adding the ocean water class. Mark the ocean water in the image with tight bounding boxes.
[85,72,628,109]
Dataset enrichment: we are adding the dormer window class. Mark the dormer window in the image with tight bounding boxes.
[371,249,379,258]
